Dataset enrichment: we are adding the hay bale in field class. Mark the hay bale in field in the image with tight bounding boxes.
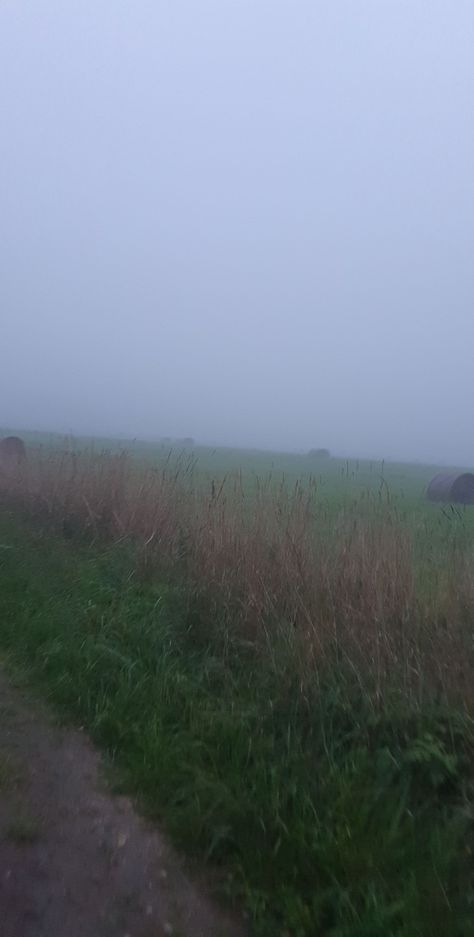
[0,435,26,466]
[427,472,474,505]
[308,448,330,460]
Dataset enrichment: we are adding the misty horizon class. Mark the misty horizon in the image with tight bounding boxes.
[2,420,471,470]
[2,1,473,466]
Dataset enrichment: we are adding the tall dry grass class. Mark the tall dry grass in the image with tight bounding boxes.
[1,444,472,707]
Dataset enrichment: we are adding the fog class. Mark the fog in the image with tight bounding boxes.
[1,1,473,464]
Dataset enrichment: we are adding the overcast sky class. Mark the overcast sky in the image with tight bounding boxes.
[1,1,473,462]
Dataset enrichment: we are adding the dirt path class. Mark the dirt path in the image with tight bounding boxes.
[0,669,246,937]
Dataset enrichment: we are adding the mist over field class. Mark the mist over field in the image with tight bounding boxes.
[1,1,473,464]
[2,7,474,933]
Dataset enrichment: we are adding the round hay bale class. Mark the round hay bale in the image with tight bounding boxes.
[427,472,474,505]
[0,435,26,466]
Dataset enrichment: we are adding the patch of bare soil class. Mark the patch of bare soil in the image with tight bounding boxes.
[0,670,246,937]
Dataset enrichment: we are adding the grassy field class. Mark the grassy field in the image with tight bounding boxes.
[4,425,467,488]
[0,433,473,934]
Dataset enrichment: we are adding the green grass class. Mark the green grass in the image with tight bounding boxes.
[0,509,473,935]
[4,423,470,494]
[5,811,42,845]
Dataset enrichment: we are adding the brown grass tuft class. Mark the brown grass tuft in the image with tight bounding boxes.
[1,444,472,709]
